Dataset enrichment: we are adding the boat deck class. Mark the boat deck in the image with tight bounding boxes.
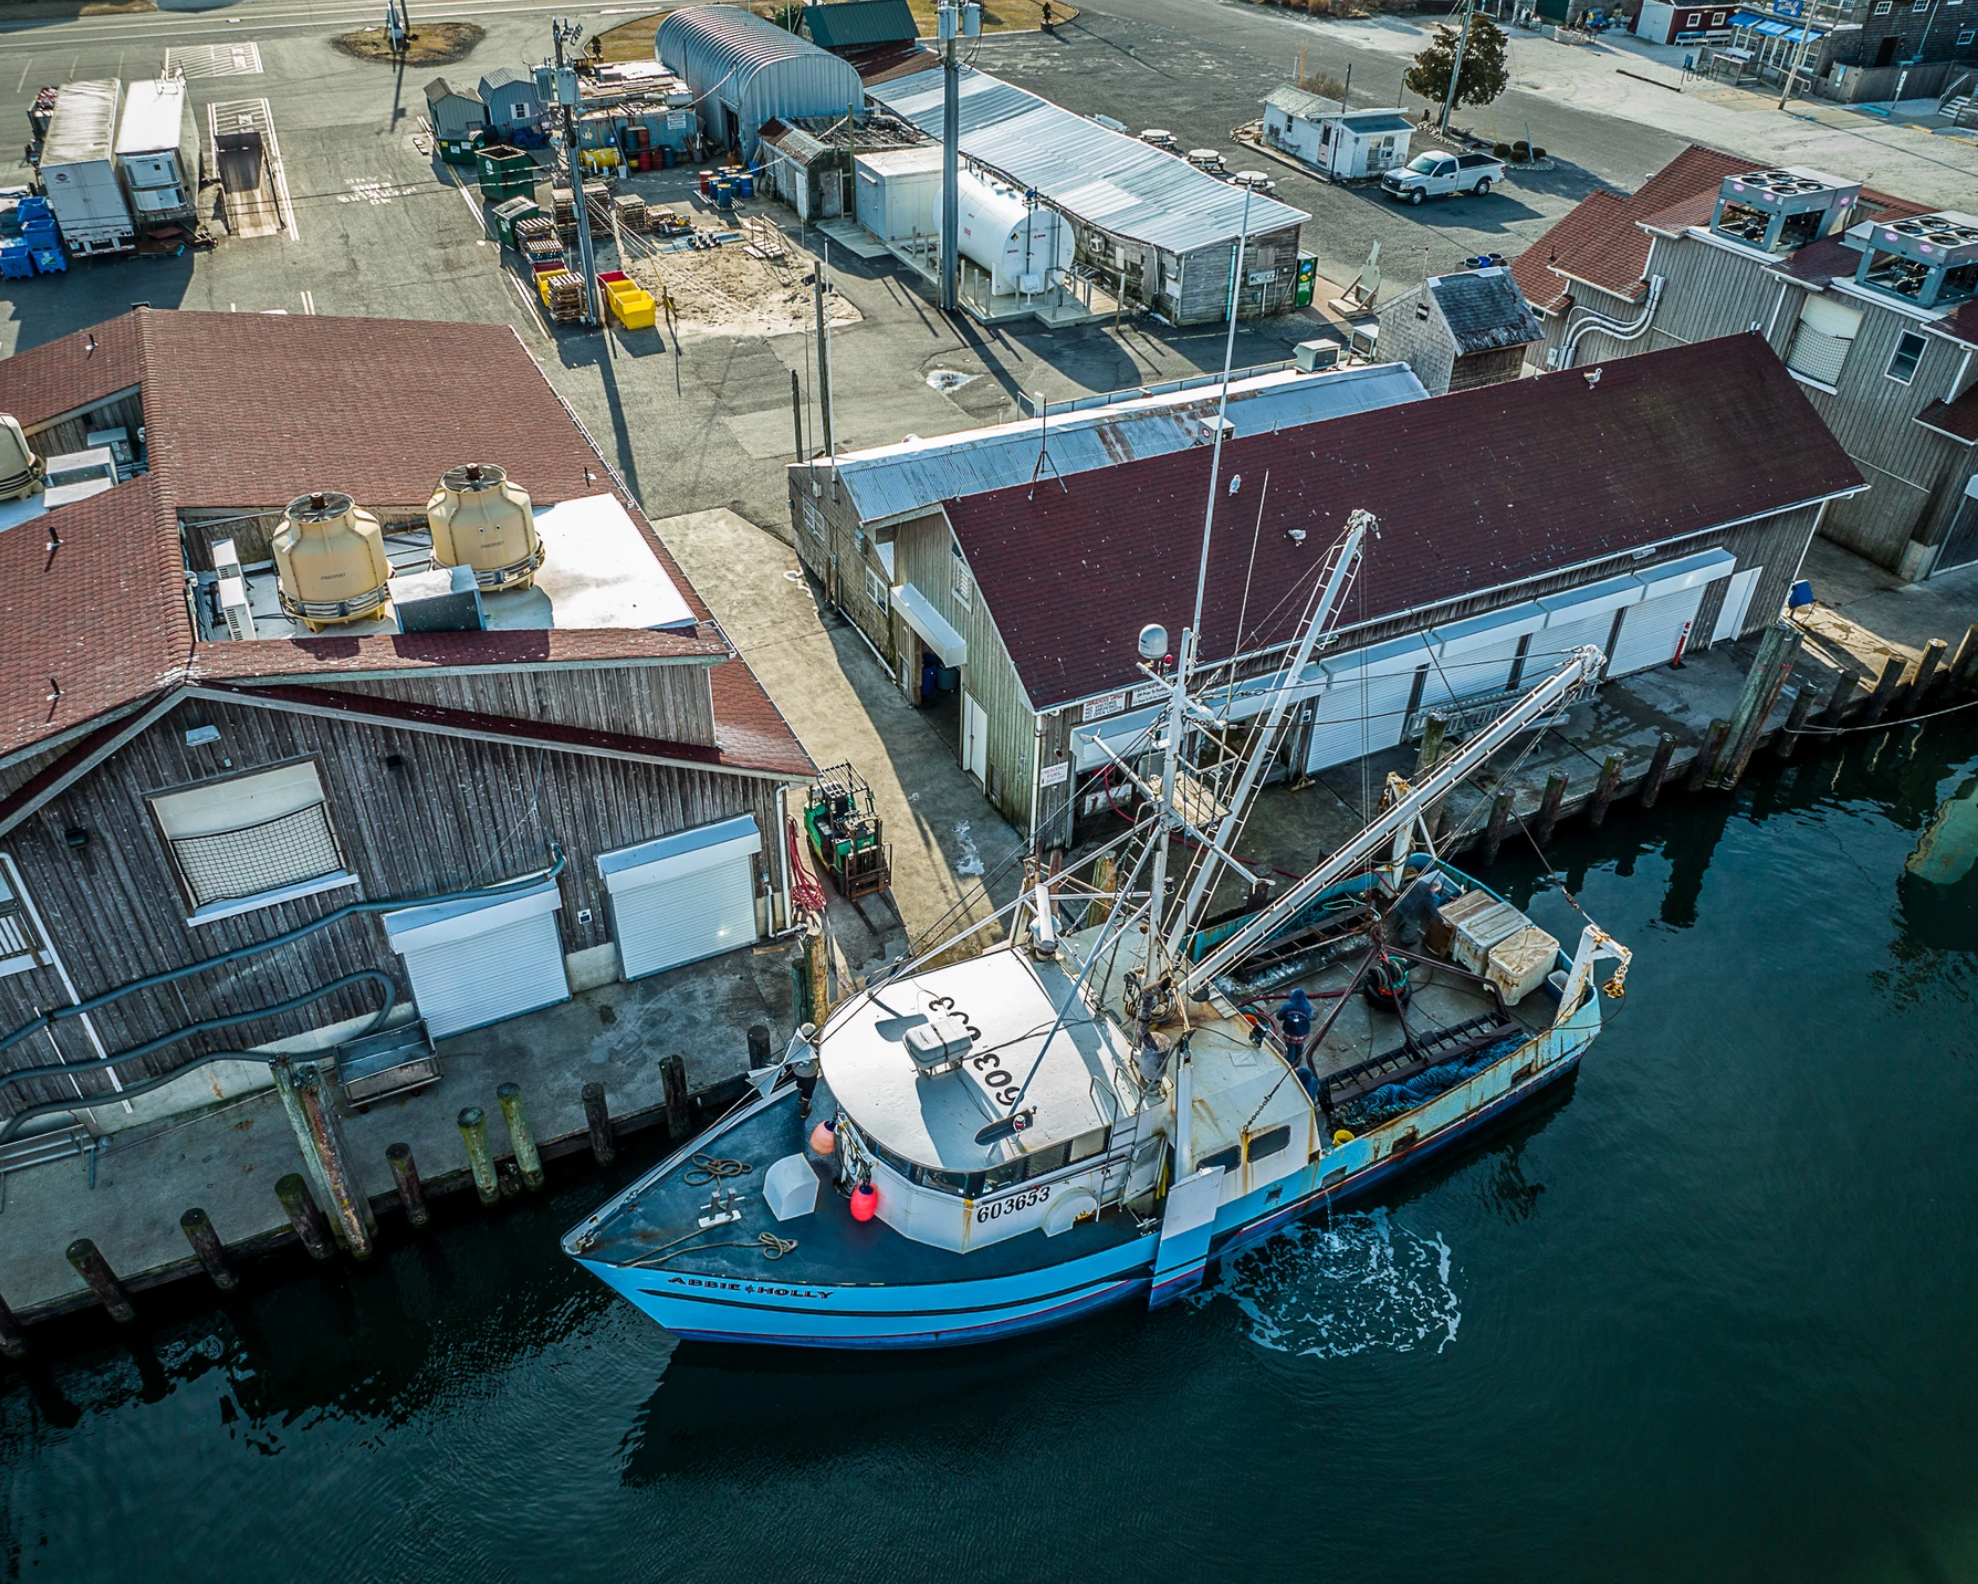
[572,1088,1145,1287]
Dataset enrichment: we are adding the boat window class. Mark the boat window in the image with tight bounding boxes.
[912,1164,973,1194]
[1245,1125,1291,1163]
[866,1136,918,1180]
[982,1157,1030,1192]
[1066,1126,1109,1164]
[1197,1145,1240,1174]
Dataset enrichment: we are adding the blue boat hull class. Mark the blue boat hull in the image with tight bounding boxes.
[581,1045,1585,1350]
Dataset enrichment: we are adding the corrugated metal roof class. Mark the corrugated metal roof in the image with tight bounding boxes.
[114,79,184,157]
[479,66,536,94]
[869,67,1308,255]
[658,6,838,95]
[1266,84,1334,120]
[804,0,918,49]
[43,80,119,167]
[818,363,1426,528]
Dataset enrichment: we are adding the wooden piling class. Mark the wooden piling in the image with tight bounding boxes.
[1861,655,1906,726]
[1687,720,1728,793]
[1587,755,1624,827]
[179,1208,236,1292]
[788,958,811,1029]
[662,1053,690,1142]
[582,1082,616,1166]
[1416,712,1447,774]
[1533,772,1569,846]
[1775,687,1815,759]
[1425,798,1447,845]
[748,1022,773,1069]
[1946,624,1978,698]
[1089,852,1116,925]
[1481,789,1514,865]
[1901,637,1948,716]
[294,1064,374,1257]
[804,927,830,1021]
[1714,621,1801,789]
[386,1143,429,1227]
[1638,732,1676,810]
[496,1082,545,1191]
[65,1238,134,1323]
[1817,667,1857,728]
[496,1159,524,1200]
[457,1107,500,1206]
[276,1173,335,1261]
[0,1290,26,1360]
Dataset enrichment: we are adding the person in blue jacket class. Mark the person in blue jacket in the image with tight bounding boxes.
[1277,987,1314,1068]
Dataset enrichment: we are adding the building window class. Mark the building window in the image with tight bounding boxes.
[1873,0,1892,12]
[801,498,824,542]
[1959,25,1976,42]
[0,867,48,979]
[1712,9,1726,19]
[1687,11,1700,23]
[864,567,888,611]
[150,761,355,922]
[950,540,973,611]
[1784,295,1863,387]
[1886,330,1928,384]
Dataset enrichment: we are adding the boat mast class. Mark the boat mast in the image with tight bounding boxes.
[1179,645,1607,997]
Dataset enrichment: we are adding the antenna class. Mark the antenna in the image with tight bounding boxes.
[1185,181,1254,687]
[1027,393,1064,498]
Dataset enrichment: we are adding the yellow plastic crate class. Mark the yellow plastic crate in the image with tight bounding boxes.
[608,284,656,329]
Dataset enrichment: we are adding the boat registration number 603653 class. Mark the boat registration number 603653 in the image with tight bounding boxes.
[976,1184,1049,1223]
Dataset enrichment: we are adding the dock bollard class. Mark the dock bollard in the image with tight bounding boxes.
[748,1022,772,1069]
[662,1054,690,1143]
[1687,720,1728,793]
[386,1143,430,1227]
[1587,755,1624,828]
[496,1083,544,1191]
[1481,790,1514,866]
[65,1238,134,1324]
[458,1108,500,1206]
[179,1208,237,1292]
[1946,625,1978,699]
[1900,637,1948,718]
[0,1289,28,1360]
[497,1160,524,1199]
[1534,773,1569,847]
[276,1173,335,1261]
[582,1082,616,1166]
[1638,732,1677,810]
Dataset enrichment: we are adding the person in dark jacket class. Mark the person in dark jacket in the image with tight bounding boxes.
[1277,987,1314,1067]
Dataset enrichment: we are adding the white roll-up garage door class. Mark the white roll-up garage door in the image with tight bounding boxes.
[1423,600,1548,709]
[1304,636,1429,774]
[383,880,569,1039]
[1534,574,1645,679]
[598,814,762,981]
[1608,549,1736,676]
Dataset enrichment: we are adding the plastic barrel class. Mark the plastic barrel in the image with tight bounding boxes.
[737,173,754,199]
[697,169,713,195]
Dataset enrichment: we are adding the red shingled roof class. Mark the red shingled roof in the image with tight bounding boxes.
[1936,300,1978,348]
[1915,384,1978,444]
[0,472,187,759]
[1509,146,1750,313]
[943,336,1863,712]
[0,309,807,778]
[1770,190,1933,287]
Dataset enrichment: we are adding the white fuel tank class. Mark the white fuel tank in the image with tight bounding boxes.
[942,169,1074,298]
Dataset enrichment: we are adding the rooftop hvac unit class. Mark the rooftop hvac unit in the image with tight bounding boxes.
[1295,339,1339,372]
[1710,167,1858,255]
[274,490,394,632]
[427,463,545,592]
[215,575,255,642]
[1845,209,1978,308]
[391,564,486,634]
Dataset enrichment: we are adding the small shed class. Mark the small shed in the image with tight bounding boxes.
[1375,267,1544,396]
[424,77,485,163]
[479,67,542,140]
[1262,88,1412,181]
[803,0,919,50]
[657,6,866,161]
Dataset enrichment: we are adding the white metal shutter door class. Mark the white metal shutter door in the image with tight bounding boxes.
[1712,567,1762,642]
[1304,668,1415,773]
[1608,584,1708,676]
[610,857,757,979]
[400,913,568,1039]
[1532,610,1617,677]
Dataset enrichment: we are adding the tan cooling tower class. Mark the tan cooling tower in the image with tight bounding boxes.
[273,491,393,632]
[0,415,43,503]
[426,464,544,592]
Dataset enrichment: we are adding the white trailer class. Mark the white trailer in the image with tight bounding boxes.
[41,79,135,255]
[115,77,199,232]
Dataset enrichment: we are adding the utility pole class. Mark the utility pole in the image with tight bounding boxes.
[938,1,979,314]
[552,19,599,327]
[1439,0,1475,135]
[1776,12,1817,110]
[813,261,833,458]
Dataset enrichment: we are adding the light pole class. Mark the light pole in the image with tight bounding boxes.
[552,19,599,327]
[937,2,979,314]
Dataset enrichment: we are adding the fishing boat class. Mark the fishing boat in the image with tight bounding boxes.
[563,505,1633,1349]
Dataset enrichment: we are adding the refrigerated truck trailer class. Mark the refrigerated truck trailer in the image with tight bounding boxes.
[40,79,136,254]
[115,77,199,233]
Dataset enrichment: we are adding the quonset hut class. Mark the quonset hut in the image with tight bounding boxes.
[657,6,864,161]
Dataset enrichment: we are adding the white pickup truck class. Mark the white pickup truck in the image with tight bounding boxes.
[1380,150,1506,205]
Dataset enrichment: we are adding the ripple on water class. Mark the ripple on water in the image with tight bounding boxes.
[1200,1208,1461,1359]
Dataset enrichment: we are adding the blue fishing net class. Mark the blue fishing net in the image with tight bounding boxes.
[1333,1035,1528,1129]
